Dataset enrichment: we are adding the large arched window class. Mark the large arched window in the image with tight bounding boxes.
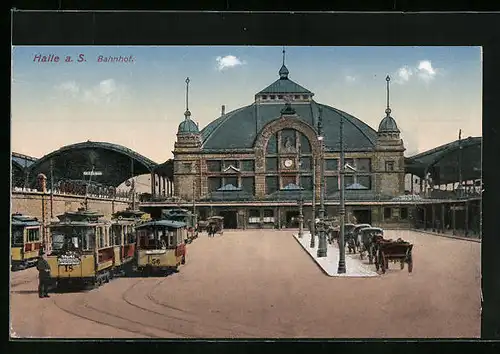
[265,129,313,194]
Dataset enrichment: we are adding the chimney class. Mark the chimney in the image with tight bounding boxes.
[221,105,226,116]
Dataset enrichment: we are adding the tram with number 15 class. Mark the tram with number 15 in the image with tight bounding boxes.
[46,208,117,289]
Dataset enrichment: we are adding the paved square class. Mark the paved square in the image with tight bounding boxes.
[10,229,480,338]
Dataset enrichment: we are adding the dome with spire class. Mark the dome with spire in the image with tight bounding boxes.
[377,75,400,134]
[177,77,200,134]
[378,108,400,133]
[177,117,199,134]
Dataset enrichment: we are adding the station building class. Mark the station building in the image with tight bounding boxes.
[153,59,411,229]
[12,57,482,237]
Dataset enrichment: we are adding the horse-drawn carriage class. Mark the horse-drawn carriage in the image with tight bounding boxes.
[372,236,413,274]
[197,220,209,233]
[358,227,384,263]
[350,223,372,253]
[207,216,224,237]
[358,227,414,274]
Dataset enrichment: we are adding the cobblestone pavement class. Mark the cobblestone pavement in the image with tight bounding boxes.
[10,229,480,338]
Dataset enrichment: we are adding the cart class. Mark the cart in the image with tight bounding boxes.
[374,239,413,274]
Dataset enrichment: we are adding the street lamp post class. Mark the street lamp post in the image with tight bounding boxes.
[317,108,327,258]
[458,129,464,199]
[298,196,304,238]
[310,161,316,248]
[298,145,304,238]
[338,113,347,274]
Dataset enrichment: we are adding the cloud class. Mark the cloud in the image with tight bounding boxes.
[345,75,356,83]
[54,79,124,103]
[417,60,437,82]
[216,55,245,71]
[55,80,80,96]
[396,66,413,83]
[394,60,438,84]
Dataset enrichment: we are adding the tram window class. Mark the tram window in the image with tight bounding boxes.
[52,233,65,251]
[27,228,40,242]
[11,227,23,246]
[167,231,175,247]
[159,229,167,249]
[83,228,95,251]
[104,227,108,247]
[97,227,103,248]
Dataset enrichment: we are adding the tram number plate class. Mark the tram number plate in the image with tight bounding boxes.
[64,265,74,272]
[150,258,160,266]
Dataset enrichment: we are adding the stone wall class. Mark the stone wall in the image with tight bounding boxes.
[11,191,130,221]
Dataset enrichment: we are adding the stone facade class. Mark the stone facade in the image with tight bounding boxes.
[168,68,408,228]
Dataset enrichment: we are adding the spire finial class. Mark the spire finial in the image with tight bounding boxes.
[184,77,191,119]
[282,46,286,66]
[385,75,391,116]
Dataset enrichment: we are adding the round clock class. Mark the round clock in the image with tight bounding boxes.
[284,159,294,168]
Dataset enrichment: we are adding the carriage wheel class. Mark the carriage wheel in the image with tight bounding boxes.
[408,258,413,273]
[400,260,405,270]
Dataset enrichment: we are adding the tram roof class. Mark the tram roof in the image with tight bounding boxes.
[12,220,41,227]
[136,219,187,229]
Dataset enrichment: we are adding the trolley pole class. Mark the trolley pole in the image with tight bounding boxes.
[84,165,95,211]
[131,159,137,210]
[338,113,347,274]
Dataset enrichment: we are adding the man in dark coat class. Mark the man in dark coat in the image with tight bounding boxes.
[36,250,51,298]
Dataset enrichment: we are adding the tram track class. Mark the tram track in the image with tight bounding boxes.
[119,278,261,337]
[50,285,179,338]
[121,274,295,338]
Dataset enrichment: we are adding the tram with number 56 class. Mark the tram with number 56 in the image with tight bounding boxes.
[135,219,187,275]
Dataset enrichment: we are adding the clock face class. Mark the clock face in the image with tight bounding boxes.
[284,159,294,168]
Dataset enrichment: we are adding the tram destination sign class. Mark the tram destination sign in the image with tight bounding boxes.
[83,171,103,176]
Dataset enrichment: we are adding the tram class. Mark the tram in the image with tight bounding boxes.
[11,213,44,271]
[162,209,198,243]
[46,208,115,289]
[135,219,187,275]
[110,208,150,273]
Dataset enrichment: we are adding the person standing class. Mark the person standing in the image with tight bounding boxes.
[36,250,51,298]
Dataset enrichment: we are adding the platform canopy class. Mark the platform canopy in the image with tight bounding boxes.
[154,159,174,181]
[404,136,482,185]
[27,141,159,188]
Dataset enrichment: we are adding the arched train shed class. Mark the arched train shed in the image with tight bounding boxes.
[26,141,161,189]
[405,136,482,187]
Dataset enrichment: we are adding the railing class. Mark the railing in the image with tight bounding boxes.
[12,187,134,202]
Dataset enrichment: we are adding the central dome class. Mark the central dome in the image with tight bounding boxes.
[200,102,377,152]
[199,63,378,152]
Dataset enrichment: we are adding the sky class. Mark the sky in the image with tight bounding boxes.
[11,46,482,164]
